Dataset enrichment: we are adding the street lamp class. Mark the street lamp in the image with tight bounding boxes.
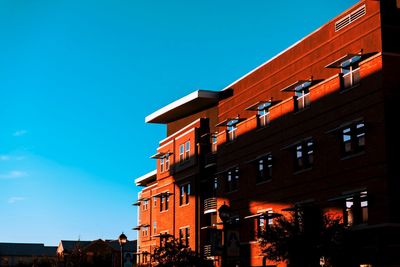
[218,204,231,267]
[118,232,127,267]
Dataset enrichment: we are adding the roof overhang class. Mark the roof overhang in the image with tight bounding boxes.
[280,79,313,92]
[245,100,281,111]
[145,90,220,124]
[134,170,157,186]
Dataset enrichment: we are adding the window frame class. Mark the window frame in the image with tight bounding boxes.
[225,167,239,192]
[294,139,314,171]
[341,122,366,157]
[256,154,273,183]
[179,183,191,206]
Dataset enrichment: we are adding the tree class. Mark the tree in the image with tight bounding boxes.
[152,237,207,267]
[258,207,351,267]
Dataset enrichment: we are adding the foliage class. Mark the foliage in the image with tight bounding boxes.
[258,207,351,267]
[152,237,205,267]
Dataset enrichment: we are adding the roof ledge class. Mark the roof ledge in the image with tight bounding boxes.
[145,90,220,124]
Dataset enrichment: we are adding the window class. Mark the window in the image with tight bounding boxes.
[160,158,164,172]
[179,144,185,162]
[295,139,314,171]
[257,102,271,127]
[165,154,170,170]
[185,141,190,160]
[179,227,190,246]
[227,119,239,141]
[153,221,157,235]
[143,199,149,211]
[142,226,149,237]
[211,134,218,153]
[179,141,190,163]
[159,154,170,172]
[341,55,361,89]
[257,154,272,183]
[295,81,312,111]
[160,193,169,212]
[341,122,365,156]
[226,167,239,192]
[257,209,273,237]
[153,197,157,207]
[180,183,191,206]
[344,191,368,226]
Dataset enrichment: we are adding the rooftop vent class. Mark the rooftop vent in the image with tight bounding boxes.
[335,5,366,32]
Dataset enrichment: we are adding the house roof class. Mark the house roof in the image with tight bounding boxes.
[0,243,57,257]
[58,240,92,253]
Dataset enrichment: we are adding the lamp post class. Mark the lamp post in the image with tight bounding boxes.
[118,233,127,267]
[218,204,231,267]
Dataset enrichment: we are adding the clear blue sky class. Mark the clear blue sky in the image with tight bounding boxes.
[0,0,359,246]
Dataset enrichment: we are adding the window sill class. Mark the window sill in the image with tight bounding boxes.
[179,203,190,208]
[340,151,365,161]
[293,167,313,175]
[160,210,169,213]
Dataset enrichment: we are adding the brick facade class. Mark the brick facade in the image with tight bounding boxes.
[135,1,400,266]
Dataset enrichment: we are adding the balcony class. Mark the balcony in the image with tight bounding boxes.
[204,197,217,214]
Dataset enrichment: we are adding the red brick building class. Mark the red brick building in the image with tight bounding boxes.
[135,1,400,266]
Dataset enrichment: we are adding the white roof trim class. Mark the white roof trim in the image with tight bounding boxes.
[145,90,219,123]
[135,170,157,185]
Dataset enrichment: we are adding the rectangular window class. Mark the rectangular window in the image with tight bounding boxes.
[341,55,361,89]
[165,155,170,170]
[153,221,157,235]
[185,141,190,160]
[179,227,190,246]
[142,226,149,237]
[341,122,365,156]
[153,197,157,207]
[295,81,312,111]
[256,209,273,237]
[180,183,191,206]
[179,144,185,163]
[227,119,239,141]
[143,199,149,211]
[295,140,314,171]
[257,102,272,127]
[160,158,164,173]
[179,141,190,163]
[211,135,218,153]
[257,154,272,183]
[160,194,169,212]
[344,191,368,226]
[226,167,239,192]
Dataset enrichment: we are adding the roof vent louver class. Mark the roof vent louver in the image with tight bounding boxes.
[335,5,366,32]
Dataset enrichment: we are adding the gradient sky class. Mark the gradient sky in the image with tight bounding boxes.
[0,0,359,246]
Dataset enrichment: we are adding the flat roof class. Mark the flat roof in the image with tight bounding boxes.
[135,170,157,186]
[145,90,220,124]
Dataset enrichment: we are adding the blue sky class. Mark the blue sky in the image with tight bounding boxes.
[0,0,359,246]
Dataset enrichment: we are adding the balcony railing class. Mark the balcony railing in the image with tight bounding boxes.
[204,197,217,214]
[204,244,213,257]
[342,68,360,89]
